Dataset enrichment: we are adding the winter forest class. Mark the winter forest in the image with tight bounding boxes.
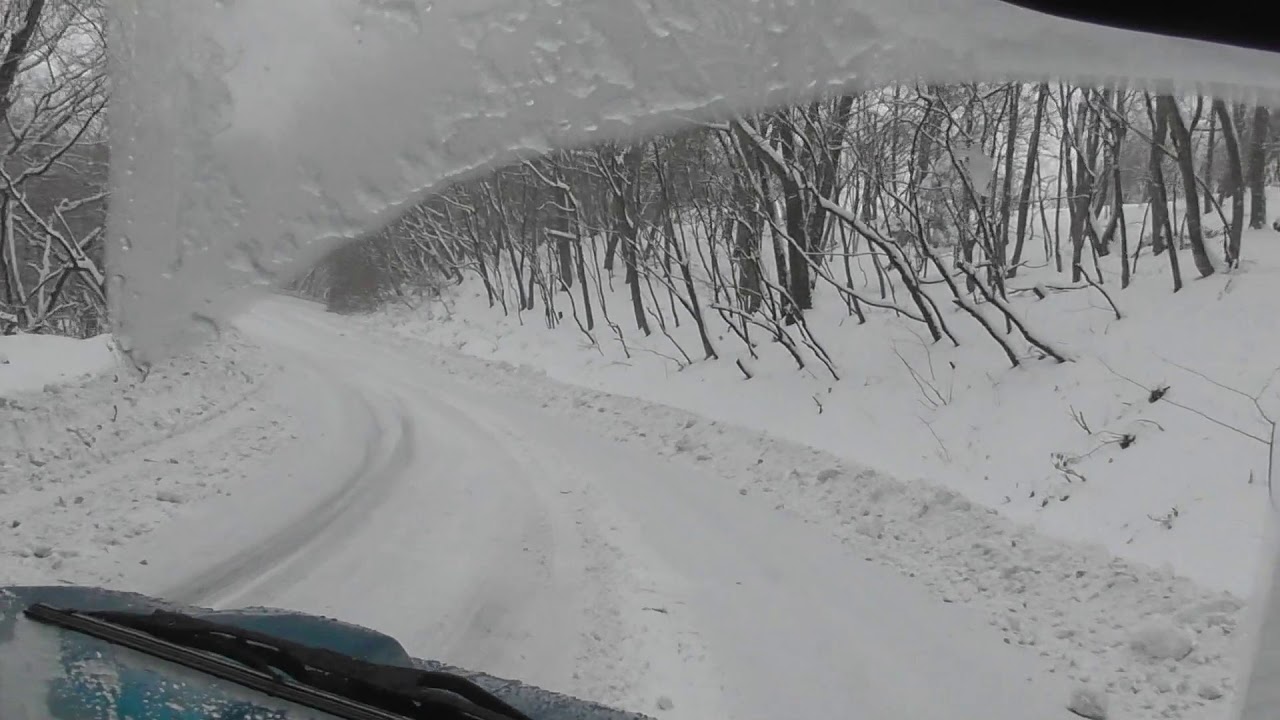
[1,0,1277,367]
[297,83,1278,376]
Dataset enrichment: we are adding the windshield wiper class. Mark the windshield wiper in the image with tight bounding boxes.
[24,604,534,720]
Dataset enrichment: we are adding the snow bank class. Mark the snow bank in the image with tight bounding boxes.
[0,333,296,588]
[0,333,118,399]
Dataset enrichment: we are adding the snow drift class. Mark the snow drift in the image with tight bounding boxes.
[0,334,117,399]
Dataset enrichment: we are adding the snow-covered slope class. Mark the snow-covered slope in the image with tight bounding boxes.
[0,334,314,587]
[281,297,1251,720]
[360,212,1280,600]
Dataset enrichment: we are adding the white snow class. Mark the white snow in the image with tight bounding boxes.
[5,0,1276,716]
[0,333,312,588]
[1130,617,1196,661]
[0,333,118,398]
[3,288,1271,718]
[213,299,1088,720]
[356,216,1280,601]
[295,294,1245,720]
[1068,685,1109,720]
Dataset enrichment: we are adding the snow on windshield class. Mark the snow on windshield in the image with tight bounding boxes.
[5,1,1279,718]
[107,0,1280,364]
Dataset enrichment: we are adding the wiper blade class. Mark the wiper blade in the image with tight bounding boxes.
[24,604,534,720]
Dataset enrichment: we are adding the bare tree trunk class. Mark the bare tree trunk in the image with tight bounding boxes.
[1114,145,1130,287]
[1146,93,1181,290]
[616,147,650,335]
[563,184,595,331]
[1109,94,1131,287]
[1248,107,1270,229]
[1010,83,1047,276]
[804,95,855,270]
[1085,92,1110,259]
[1159,95,1215,277]
[602,180,620,273]
[997,83,1019,275]
[1068,102,1092,281]
[0,199,14,312]
[752,145,789,317]
[1054,98,1067,272]
[1213,99,1245,266]
[653,142,715,359]
[774,112,811,319]
[556,229,574,289]
[719,130,763,312]
[451,203,496,307]
[1203,106,1217,214]
[0,0,49,122]
[733,186,764,312]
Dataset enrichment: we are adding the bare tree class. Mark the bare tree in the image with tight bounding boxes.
[1009,83,1047,276]
[1248,107,1270,229]
[1,0,109,336]
[1212,99,1244,266]
[1158,95,1215,278]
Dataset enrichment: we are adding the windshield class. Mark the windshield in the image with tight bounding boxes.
[3,1,1280,719]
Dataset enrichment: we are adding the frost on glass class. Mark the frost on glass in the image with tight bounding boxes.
[106,0,1280,365]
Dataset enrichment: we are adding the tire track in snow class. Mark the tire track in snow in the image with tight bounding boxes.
[224,299,705,714]
[161,344,415,609]
[248,296,1074,720]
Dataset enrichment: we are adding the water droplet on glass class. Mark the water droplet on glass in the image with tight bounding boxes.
[107,274,127,298]
[189,313,223,344]
[228,245,254,274]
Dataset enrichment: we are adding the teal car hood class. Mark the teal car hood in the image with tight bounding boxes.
[0,586,649,720]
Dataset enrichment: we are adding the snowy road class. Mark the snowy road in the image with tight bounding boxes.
[158,296,1075,720]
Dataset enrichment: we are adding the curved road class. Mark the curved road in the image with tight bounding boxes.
[168,296,1073,720]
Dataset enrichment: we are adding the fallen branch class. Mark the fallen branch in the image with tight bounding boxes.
[1099,359,1271,444]
[957,259,1071,363]
[1074,265,1123,320]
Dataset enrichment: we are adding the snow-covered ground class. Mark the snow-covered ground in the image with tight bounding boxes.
[0,332,313,587]
[2,291,1260,719]
[0,333,119,399]
[231,298,1262,718]
[332,291,1257,719]
[360,219,1280,602]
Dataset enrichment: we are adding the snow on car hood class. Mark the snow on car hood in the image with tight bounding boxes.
[106,0,1280,364]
